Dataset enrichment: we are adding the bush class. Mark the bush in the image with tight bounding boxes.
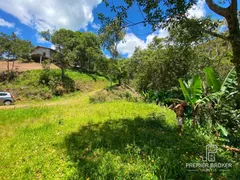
[89,93,107,103]
[89,85,142,103]
[0,71,19,82]
[39,60,51,85]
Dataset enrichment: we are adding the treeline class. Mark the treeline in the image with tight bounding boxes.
[120,37,233,93]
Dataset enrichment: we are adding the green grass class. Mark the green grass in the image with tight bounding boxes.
[0,79,239,179]
[0,98,169,179]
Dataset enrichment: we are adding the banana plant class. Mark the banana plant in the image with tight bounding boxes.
[178,75,202,127]
[198,67,236,138]
[199,67,237,105]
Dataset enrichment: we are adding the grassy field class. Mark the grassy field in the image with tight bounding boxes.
[0,95,172,179]
[0,71,239,179]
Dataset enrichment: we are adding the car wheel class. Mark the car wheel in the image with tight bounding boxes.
[4,100,12,105]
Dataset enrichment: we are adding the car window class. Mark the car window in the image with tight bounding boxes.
[0,93,7,96]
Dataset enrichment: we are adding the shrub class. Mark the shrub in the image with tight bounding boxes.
[89,93,107,103]
[89,85,142,103]
[39,60,51,85]
[0,71,19,82]
[55,85,65,96]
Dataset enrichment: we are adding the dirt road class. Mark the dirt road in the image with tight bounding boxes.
[0,90,99,110]
[0,61,59,72]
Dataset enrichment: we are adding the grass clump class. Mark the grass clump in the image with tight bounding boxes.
[89,84,142,103]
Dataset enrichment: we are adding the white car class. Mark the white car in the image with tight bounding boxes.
[0,92,14,105]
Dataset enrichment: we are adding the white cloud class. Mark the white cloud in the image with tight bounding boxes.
[146,29,169,45]
[92,23,100,30]
[187,0,206,18]
[0,18,14,28]
[0,0,101,32]
[36,33,50,44]
[117,0,206,58]
[117,29,169,57]
[14,28,22,36]
[117,33,146,57]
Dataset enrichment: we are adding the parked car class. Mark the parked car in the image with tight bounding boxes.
[0,92,14,105]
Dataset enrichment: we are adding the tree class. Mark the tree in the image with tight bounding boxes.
[125,37,197,91]
[74,32,103,72]
[41,29,106,79]
[41,29,76,81]
[0,32,33,71]
[100,0,240,107]
[98,18,125,59]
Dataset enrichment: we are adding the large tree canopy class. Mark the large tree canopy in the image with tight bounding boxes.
[0,32,33,60]
[99,0,240,106]
[41,29,106,80]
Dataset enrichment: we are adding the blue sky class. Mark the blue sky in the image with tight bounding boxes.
[0,0,239,57]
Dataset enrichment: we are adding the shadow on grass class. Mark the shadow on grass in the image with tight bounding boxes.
[64,114,231,180]
[62,75,75,92]
[71,68,106,82]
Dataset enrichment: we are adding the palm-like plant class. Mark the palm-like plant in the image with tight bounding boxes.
[178,67,237,133]
[200,67,237,104]
[178,75,202,127]
[199,67,237,137]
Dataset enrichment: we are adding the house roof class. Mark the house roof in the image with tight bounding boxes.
[33,46,55,51]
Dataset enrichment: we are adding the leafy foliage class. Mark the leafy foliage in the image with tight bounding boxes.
[179,75,202,106]
[0,32,33,61]
[41,29,106,80]
[204,67,221,92]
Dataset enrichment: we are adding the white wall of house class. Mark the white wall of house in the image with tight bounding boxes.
[31,48,52,58]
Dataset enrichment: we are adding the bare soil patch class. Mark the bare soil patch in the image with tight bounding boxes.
[0,61,59,72]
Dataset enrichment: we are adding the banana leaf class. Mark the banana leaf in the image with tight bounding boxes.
[204,67,221,92]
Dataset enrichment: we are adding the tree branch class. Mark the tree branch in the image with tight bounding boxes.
[205,0,228,17]
[203,29,230,41]
[221,145,240,153]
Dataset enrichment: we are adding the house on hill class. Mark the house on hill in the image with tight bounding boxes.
[31,46,55,63]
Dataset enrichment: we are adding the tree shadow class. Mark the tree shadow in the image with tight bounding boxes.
[62,75,75,92]
[63,114,232,179]
[71,69,105,82]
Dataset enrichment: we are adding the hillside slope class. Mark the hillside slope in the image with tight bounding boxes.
[0,69,108,102]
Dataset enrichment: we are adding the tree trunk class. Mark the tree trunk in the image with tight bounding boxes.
[7,59,9,72]
[206,0,240,107]
[225,3,240,108]
[118,78,121,85]
[88,57,90,72]
[11,60,15,71]
[192,107,197,128]
[233,44,240,108]
[61,67,65,82]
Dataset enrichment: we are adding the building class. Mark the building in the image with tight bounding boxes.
[31,46,55,63]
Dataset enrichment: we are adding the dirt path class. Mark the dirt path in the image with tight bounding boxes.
[0,90,99,110]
